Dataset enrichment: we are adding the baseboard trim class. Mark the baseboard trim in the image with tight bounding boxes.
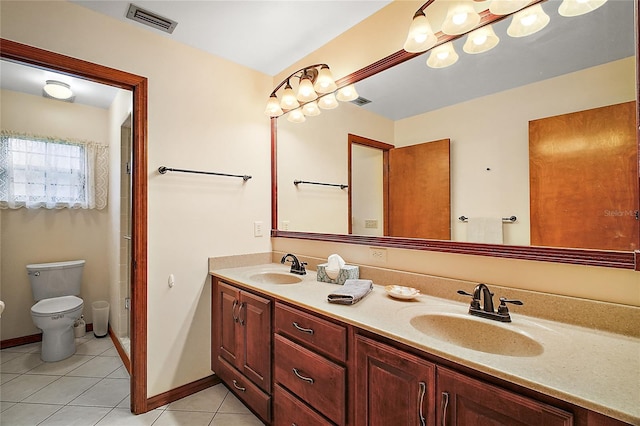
[108,327,131,374]
[0,323,94,349]
[146,374,221,411]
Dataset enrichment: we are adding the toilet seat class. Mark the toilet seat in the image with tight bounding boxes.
[31,295,83,317]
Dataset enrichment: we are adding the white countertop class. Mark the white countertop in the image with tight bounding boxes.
[211,263,640,425]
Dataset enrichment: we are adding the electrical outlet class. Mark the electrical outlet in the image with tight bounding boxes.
[254,221,263,237]
[364,219,378,229]
[369,247,387,263]
[281,220,290,231]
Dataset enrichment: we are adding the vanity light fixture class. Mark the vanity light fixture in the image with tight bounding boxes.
[43,80,74,101]
[441,1,481,35]
[558,0,607,17]
[265,63,357,123]
[507,4,550,37]
[427,42,459,68]
[404,0,608,72]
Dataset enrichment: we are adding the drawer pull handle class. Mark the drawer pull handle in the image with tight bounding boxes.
[232,380,246,392]
[232,300,239,323]
[441,391,449,426]
[292,322,314,335]
[418,381,426,426]
[292,368,314,384]
[238,302,246,326]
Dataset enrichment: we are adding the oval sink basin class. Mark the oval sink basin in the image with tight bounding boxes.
[248,272,303,285]
[410,313,544,357]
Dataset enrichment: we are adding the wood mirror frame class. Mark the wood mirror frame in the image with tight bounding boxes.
[1,39,149,413]
[271,6,640,271]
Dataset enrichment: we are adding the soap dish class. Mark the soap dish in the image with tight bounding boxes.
[385,285,420,300]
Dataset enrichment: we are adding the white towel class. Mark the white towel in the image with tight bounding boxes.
[467,217,503,244]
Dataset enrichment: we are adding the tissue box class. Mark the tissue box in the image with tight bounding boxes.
[317,264,359,285]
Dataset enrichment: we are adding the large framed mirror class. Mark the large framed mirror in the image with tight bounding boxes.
[272,0,640,270]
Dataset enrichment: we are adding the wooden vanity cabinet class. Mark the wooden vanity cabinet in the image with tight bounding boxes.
[355,334,436,426]
[213,280,272,422]
[273,302,348,425]
[436,367,574,426]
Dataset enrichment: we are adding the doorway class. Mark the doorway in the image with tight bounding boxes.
[0,39,149,414]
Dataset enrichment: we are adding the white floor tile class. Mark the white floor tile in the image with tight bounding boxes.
[98,348,119,357]
[23,376,101,404]
[210,412,265,426]
[26,354,93,375]
[106,366,129,379]
[0,402,62,426]
[1,350,25,364]
[94,407,162,426]
[1,372,20,384]
[69,378,130,407]
[217,390,252,414]
[117,395,130,409]
[0,352,44,374]
[153,409,216,426]
[38,405,112,426]
[66,356,122,378]
[75,338,115,356]
[0,374,59,402]
[1,400,17,412]
[166,384,228,412]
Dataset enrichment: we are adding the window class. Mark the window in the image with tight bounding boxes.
[0,131,108,209]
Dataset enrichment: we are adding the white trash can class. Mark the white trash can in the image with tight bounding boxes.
[92,301,109,338]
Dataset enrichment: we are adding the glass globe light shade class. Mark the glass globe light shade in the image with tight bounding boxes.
[264,95,284,117]
[313,66,338,94]
[403,12,438,53]
[558,0,607,17]
[441,1,481,35]
[43,80,73,100]
[336,84,359,102]
[507,4,550,37]
[280,83,300,110]
[426,42,459,68]
[489,0,531,15]
[463,25,500,54]
[287,108,306,123]
[296,77,318,102]
[302,101,321,116]
[318,93,339,110]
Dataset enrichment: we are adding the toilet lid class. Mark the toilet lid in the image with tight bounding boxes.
[32,295,83,316]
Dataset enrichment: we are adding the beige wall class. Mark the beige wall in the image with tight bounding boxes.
[1,0,272,397]
[0,89,111,340]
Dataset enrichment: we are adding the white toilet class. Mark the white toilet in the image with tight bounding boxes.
[27,260,85,362]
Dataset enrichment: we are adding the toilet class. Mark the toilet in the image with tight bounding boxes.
[27,260,85,362]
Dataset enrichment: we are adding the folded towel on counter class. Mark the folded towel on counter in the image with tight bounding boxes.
[327,279,373,305]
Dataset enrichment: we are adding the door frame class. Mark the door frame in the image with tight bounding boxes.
[1,39,149,414]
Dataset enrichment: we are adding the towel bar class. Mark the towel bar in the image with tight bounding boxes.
[459,216,517,223]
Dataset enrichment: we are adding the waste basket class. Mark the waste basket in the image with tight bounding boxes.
[92,301,109,338]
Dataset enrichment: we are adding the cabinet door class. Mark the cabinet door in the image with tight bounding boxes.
[240,290,272,393]
[437,367,573,426]
[217,282,241,368]
[355,335,436,426]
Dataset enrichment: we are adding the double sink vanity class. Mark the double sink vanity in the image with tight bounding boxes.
[210,254,639,426]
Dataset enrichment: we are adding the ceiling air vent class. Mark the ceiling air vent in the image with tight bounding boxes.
[126,4,178,34]
[351,96,372,107]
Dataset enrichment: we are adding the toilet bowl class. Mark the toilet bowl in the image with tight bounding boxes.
[27,260,85,362]
[31,295,83,362]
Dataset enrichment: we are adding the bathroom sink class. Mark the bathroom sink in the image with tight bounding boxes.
[248,272,304,284]
[410,313,544,357]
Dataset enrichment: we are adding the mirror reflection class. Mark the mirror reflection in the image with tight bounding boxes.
[277,0,638,251]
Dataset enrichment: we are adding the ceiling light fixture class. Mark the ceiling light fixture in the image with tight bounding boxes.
[558,0,607,17]
[441,1,481,35]
[403,10,438,53]
[489,0,532,15]
[43,80,74,101]
[463,25,500,54]
[507,4,550,37]
[427,42,459,68]
[265,64,356,123]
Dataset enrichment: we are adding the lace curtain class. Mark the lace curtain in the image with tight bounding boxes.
[0,131,109,209]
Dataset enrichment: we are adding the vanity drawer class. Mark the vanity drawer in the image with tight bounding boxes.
[275,302,347,362]
[215,357,271,423]
[274,384,333,426]
[274,334,346,426]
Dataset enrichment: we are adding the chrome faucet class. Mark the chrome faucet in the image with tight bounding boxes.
[457,284,523,322]
[280,253,307,275]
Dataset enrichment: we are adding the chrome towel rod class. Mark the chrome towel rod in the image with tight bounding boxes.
[158,166,251,181]
[459,215,517,223]
[294,180,348,190]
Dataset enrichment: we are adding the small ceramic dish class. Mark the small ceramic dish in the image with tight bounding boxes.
[385,285,420,300]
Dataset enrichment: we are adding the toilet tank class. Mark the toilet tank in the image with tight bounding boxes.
[26,260,85,301]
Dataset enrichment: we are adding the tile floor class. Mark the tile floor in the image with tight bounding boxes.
[1,334,264,425]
